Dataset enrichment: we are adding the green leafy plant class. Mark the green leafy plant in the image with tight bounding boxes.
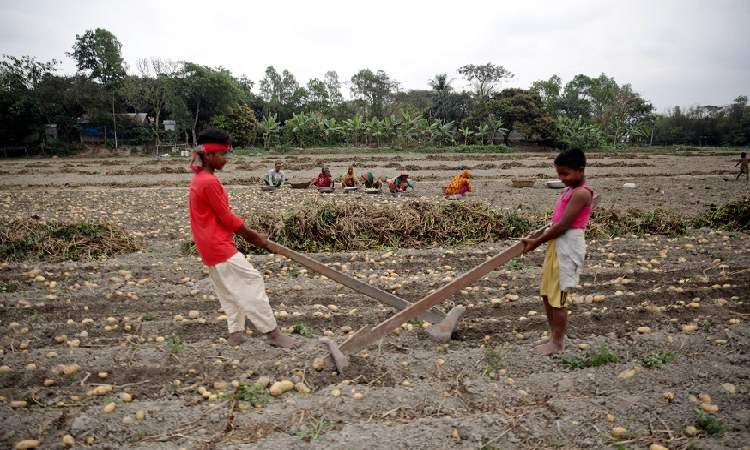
[166,334,185,352]
[294,417,333,442]
[0,282,17,292]
[292,322,313,338]
[408,318,425,326]
[508,259,523,271]
[588,346,619,367]
[482,345,511,378]
[233,382,269,407]
[694,409,728,436]
[562,345,618,370]
[141,312,153,321]
[635,351,676,369]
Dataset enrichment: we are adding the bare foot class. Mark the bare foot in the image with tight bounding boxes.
[531,337,551,348]
[266,328,300,349]
[533,341,565,356]
[227,331,247,346]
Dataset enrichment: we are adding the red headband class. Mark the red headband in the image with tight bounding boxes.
[202,143,230,152]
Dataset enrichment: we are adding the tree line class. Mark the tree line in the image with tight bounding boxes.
[1,28,748,155]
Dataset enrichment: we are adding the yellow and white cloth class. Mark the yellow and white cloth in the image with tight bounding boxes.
[206,252,277,334]
[540,229,586,308]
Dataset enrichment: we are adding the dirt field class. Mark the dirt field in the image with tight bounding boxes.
[0,149,748,450]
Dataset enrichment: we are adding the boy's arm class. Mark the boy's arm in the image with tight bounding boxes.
[522,189,591,253]
[203,181,245,231]
[235,223,268,249]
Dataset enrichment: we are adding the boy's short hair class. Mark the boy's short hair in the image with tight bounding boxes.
[275,161,282,166]
[197,128,232,145]
[554,148,586,170]
[742,152,747,158]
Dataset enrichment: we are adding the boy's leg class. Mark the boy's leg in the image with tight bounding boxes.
[534,296,567,356]
[222,253,299,348]
[207,266,247,345]
[531,295,554,347]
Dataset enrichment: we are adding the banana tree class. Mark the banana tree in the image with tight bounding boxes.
[430,119,455,147]
[323,118,343,145]
[369,117,385,148]
[285,113,310,147]
[460,127,474,145]
[383,114,401,147]
[258,114,280,150]
[476,124,490,145]
[344,115,364,146]
[492,119,508,145]
[413,117,429,147]
[397,110,421,147]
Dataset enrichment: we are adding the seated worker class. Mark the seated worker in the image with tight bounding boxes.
[341,166,357,187]
[312,166,335,188]
[445,170,473,196]
[263,161,285,187]
[388,171,414,193]
[360,170,382,190]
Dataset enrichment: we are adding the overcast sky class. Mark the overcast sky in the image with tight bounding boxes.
[1,0,748,113]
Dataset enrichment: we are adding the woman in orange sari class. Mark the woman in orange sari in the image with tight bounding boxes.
[445,170,473,195]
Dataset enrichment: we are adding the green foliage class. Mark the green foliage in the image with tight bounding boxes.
[556,115,605,151]
[67,28,126,85]
[210,104,257,147]
[166,334,185,352]
[234,382,269,407]
[257,114,281,150]
[408,318,425,326]
[141,312,153,321]
[482,345,512,378]
[692,197,750,232]
[694,409,728,436]
[635,351,676,369]
[295,417,334,442]
[458,63,514,98]
[561,345,618,370]
[292,322,313,338]
[350,69,398,118]
[0,282,17,292]
[508,259,524,271]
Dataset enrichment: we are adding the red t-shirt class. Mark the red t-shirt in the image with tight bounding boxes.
[189,171,244,266]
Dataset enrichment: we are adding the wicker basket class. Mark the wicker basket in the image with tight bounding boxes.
[511,178,536,188]
[289,180,311,189]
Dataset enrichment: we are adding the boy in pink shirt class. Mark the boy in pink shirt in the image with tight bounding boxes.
[189,128,298,348]
[522,148,593,356]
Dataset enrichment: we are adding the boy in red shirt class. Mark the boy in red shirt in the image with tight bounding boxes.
[189,128,298,348]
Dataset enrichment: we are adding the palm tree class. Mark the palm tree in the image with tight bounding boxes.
[428,74,454,93]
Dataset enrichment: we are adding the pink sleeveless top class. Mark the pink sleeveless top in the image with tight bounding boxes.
[552,185,594,229]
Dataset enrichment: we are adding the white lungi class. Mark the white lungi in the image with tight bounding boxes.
[207,252,277,334]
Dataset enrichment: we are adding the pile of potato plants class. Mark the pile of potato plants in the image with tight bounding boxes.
[0,219,142,262]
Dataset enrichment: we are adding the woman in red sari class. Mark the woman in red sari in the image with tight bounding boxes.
[312,166,335,188]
